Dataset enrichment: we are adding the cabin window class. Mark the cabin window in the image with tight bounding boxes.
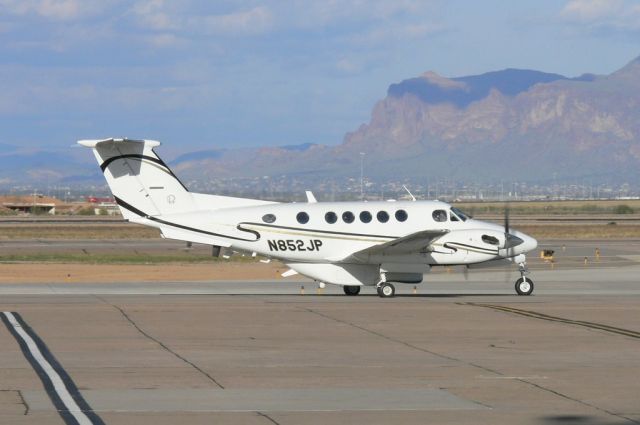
[482,235,499,245]
[395,209,408,222]
[342,211,355,223]
[432,210,447,222]
[296,212,309,224]
[262,214,276,223]
[360,211,372,223]
[325,211,337,224]
[377,211,389,223]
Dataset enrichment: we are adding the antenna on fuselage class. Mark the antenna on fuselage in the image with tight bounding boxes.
[305,191,317,203]
[402,185,416,201]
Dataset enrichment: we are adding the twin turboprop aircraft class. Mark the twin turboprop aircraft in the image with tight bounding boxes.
[79,138,538,298]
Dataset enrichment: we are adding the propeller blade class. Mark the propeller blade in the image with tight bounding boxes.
[504,204,510,236]
[500,203,523,259]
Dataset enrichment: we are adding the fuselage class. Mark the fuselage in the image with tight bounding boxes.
[151,199,537,267]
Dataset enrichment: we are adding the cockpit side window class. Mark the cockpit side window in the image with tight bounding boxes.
[432,209,447,222]
[482,235,499,245]
[451,207,470,222]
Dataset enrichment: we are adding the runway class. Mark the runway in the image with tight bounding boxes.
[1,265,640,424]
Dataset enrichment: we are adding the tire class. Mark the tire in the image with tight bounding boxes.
[343,285,361,296]
[515,277,534,296]
[378,283,395,298]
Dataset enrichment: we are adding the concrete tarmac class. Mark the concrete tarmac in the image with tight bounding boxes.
[1,266,640,424]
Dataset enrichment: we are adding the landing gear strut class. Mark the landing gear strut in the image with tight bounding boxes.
[343,285,361,296]
[376,282,396,298]
[515,259,534,296]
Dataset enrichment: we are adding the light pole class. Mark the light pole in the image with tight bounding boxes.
[359,152,365,201]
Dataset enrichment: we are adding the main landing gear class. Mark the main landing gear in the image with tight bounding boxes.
[515,259,534,296]
[376,282,396,298]
[343,285,361,296]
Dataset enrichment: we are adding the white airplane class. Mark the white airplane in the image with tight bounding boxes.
[79,138,538,298]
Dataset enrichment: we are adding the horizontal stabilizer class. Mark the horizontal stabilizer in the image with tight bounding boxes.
[78,138,160,148]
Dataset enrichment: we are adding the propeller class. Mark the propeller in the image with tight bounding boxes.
[502,205,515,282]
[501,204,524,254]
[499,204,527,283]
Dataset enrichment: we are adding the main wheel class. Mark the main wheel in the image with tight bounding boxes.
[343,285,361,296]
[378,283,395,298]
[515,277,534,296]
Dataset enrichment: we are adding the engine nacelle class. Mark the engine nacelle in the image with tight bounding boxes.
[431,229,503,264]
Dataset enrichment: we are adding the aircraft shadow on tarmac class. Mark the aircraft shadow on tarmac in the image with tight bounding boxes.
[538,415,629,425]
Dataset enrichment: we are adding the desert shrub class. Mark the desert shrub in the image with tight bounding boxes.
[76,207,96,216]
[579,204,600,212]
[613,204,634,214]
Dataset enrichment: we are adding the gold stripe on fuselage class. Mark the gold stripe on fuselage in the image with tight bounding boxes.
[241,224,395,243]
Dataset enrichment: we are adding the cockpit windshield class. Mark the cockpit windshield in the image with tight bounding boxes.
[450,207,471,222]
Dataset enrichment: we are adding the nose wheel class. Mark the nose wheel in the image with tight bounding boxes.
[515,277,534,295]
[515,259,534,296]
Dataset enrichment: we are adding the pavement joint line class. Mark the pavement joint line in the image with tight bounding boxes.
[462,302,640,340]
[17,389,29,416]
[0,311,105,425]
[515,379,640,424]
[256,411,281,425]
[304,306,639,424]
[457,303,640,424]
[0,389,29,415]
[94,295,225,389]
[301,307,502,375]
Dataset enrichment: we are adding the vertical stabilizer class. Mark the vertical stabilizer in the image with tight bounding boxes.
[78,138,195,219]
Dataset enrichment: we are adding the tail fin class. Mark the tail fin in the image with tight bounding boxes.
[78,138,195,219]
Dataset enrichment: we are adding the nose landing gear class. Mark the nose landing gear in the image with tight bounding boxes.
[515,259,534,296]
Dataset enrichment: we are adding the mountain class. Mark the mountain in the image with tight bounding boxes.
[3,55,640,189]
[173,56,640,185]
[0,147,96,186]
[329,62,638,182]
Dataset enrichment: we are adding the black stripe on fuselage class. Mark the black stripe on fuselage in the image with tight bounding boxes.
[100,153,189,191]
[238,222,399,240]
[114,196,260,242]
[444,242,498,255]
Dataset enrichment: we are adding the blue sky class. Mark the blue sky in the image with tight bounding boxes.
[0,0,639,154]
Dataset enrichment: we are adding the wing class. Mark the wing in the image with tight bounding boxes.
[342,229,449,263]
